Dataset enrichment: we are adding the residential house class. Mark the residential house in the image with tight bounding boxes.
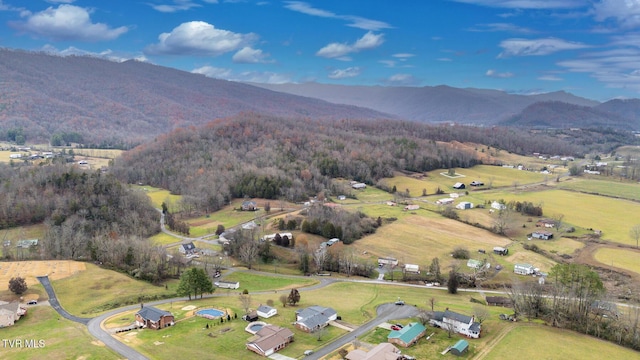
[404,204,420,211]
[135,306,174,330]
[450,339,469,356]
[466,259,483,269]
[430,310,481,338]
[241,201,257,211]
[485,296,512,307]
[246,325,294,357]
[257,305,277,319]
[346,342,402,360]
[295,306,337,333]
[493,247,508,255]
[514,263,536,276]
[16,239,38,248]
[387,322,427,347]
[490,201,507,210]
[378,257,398,267]
[456,202,473,210]
[242,310,259,322]
[0,302,27,327]
[215,281,240,289]
[179,242,196,255]
[436,198,455,205]
[352,182,367,190]
[452,182,465,189]
[404,264,420,274]
[531,231,553,240]
[536,219,556,228]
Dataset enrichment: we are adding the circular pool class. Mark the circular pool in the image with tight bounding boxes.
[249,323,264,332]
[196,308,225,319]
[245,321,267,334]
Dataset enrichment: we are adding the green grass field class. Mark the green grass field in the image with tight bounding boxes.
[220,271,317,292]
[484,325,640,360]
[1,306,118,360]
[149,232,180,246]
[472,189,640,246]
[594,247,640,276]
[558,178,640,201]
[52,263,177,316]
[131,185,182,209]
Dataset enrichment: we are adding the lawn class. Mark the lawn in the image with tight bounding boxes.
[351,212,511,268]
[558,178,640,201]
[131,185,182,209]
[593,247,640,276]
[52,263,177,316]
[483,324,640,360]
[149,232,180,246]
[0,306,118,360]
[220,271,317,292]
[472,189,640,246]
[535,236,584,258]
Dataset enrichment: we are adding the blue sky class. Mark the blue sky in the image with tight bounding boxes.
[1,0,640,101]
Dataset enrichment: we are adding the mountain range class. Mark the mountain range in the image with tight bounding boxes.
[0,48,638,145]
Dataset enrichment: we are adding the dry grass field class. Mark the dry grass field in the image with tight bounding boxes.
[594,247,640,276]
[0,260,86,291]
[352,212,510,267]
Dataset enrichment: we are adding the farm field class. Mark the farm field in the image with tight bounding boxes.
[535,236,585,257]
[471,189,640,246]
[351,212,510,268]
[0,260,85,291]
[149,232,180,246]
[0,306,118,360]
[51,263,177,316]
[558,178,640,201]
[593,247,640,276]
[483,324,640,360]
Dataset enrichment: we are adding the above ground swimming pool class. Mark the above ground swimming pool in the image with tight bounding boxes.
[196,308,225,319]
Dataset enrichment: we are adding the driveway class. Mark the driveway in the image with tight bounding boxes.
[304,303,420,360]
[37,276,91,325]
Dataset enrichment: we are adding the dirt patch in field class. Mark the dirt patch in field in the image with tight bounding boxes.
[0,260,86,290]
[573,241,640,302]
[189,219,217,227]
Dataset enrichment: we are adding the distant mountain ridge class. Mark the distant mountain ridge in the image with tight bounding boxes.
[0,49,391,144]
[250,82,601,124]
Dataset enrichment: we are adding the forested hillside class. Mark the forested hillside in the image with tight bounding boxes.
[0,49,389,146]
[112,114,593,213]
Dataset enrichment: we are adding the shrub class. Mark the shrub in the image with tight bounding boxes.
[452,247,470,259]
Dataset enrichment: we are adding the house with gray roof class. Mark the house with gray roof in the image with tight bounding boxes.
[0,302,27,327]
[387,322,426,348]
[430,309,481,338]
[257,304,277,318]
[135,305,174,330]
[295,305,337,333]
[246,325,294,357]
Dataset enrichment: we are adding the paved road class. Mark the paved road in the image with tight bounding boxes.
[305,303,420,360]
[37,276,91,325]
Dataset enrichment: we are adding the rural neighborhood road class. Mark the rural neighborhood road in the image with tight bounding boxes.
[37,276,91,325]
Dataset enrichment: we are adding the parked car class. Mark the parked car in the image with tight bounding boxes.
[303,350,314,356]
[395,300,405,306]
[27,300,37,305]
[470,180,484,186]
[391,325,402,331]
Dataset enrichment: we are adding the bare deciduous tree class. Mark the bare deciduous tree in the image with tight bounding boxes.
[630,224,640,249]
[239,293,252,314]
[239,241,259,269]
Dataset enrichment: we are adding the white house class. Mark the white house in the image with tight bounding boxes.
[466,259,483,269]
[436,198,454,205]
[491,201,507,210]
[456,202,473,210]
[377,257,398,267]
[257,304,277,318]
[352,182,367,189]
[514,263,536,275]
[453,182,465,189]
[215,281,240,289]
[295,306,337,333]
[179,242,196,255]
[430,310,481,338]
[404,264,420,274]
[327,238,340,246]
[404,204,420,211]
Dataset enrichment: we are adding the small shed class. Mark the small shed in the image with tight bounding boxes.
[456,202,473,210]
[404,204,420,211]
[532,231,553,240]
[493,247,508,255]
[404,264,420,274]
[453,182,465,189]
[257,305,277,318]
[450,339,469,356]
[514,263,535,275]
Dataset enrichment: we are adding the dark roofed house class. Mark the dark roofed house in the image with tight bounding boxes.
[486,296,512,307]
[179,242,196,255]
[0,302,27,327]
[450,339,469,356]
[246,325,294,357]
[532,231,553,240]
[430,310,481,338]
[295,306,337,333]
[387,322,426,348]
[242,201,257,211]
[135,306,174,330]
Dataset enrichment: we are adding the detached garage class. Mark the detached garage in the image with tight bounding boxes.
[450,339,469,356]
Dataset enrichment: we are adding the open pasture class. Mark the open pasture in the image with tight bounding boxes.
[558,178,640,201]
[483,324,640,360]
[593,247,640,277]
[0,306,118,360]
[52,263,176,316]
[72,148,123,159]
[472,189,640,246]
[0,260,85,291]
[352,212,510,267]
[132,185,182,209]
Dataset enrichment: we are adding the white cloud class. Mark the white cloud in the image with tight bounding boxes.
[387,73,417,85]
[450,0,588,9]
[150,0,201,13]
[284,1,391,31]
[145,21,256,56]
[317,31,384,59]
[538,75,563,81]
[593,0,640,29]
[11,5,128,41]
[46,0,75,3]
[558,48,640,92]
[41,44,148,62]
[328,67,361,79]
[498,37,589,57]
[232,47,270,63]
[467,23,535,33]
[437,57,453,61]
[193,66,291,83]
[392,53,415,58]
[486,69,515,78]
[379,60,396,67]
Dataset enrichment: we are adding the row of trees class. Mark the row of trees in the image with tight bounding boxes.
[301,205,378,244]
